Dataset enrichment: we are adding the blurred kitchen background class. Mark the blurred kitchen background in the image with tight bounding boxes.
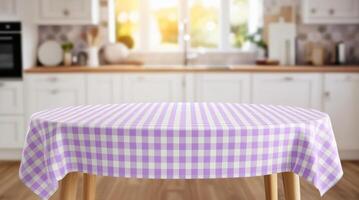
[34,0,359,66]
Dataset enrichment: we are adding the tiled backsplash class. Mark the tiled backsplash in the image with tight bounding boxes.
[38,26,92,55]
[264,0,359,64]
[38,0,359,65]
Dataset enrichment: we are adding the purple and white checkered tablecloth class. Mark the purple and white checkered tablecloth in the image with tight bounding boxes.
[20,103,343,199]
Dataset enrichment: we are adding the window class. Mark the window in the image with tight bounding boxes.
[114,0,262,51]
[149,0,179,50]
[230,0,249,48]
[115,0,140,49]
[189,0,220,48]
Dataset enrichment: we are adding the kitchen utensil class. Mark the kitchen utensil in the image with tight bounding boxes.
[263,5,295,44]
[77,52,88,66]
[335,42,346,65]
[311,45,325,66]
[87,47,99,67]
[38,40,63,67]
[103,43,129,64]
[268,19,296,65]
[256,59,280,65]
[87,27,101,47]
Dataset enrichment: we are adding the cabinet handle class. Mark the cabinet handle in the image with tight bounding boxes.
[324,91,331,99]
[283,76,294,81]
[329,9,335,15]
[311,8,317,14]
[50,89,59,95]
[63,9,70,16]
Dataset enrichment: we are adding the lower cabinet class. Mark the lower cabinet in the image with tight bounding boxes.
[87,73,184,103]
[122,74,184,102]
[26,74,86,119]
[0,116,24,148]
[17,72,359,160]
[252,73,322,109]
[0,80,24,148]
[0,81,23,114]
[324,74,359,158]
[190,73,251,103]
[87,74,123,104]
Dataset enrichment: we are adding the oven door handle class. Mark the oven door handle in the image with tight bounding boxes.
[0,36,13,41]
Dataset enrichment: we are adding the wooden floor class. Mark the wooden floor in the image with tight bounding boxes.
[0,161,358,200]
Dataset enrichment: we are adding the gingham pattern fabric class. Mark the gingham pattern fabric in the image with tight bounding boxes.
[20,103,343,199]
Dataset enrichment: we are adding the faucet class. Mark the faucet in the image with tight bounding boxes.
[181,19,199,66]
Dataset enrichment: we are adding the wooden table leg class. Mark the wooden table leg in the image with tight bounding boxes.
[60,172,80,200]
[264,174,278,200]
[282,172,301,200]
[83,173,96,200]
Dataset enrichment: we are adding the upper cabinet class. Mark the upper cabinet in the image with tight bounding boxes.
[302,0,359,24]
[0,0,20,21]
[37,0,99,24]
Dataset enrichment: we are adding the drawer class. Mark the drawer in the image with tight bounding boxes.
[0,116,24,148]
[25,74,86,120]
[0,81,23,114]
[25,74,86,87]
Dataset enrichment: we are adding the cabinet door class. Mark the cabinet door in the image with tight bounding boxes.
[324,74,359,153]
[305,0,331,18]
[37,0,98,24]
[0,81,23,114]
[123,74,184,103]
[39,0,66,19]
[87,74,123,104]
[0,0,19,20]
[252,73,322,109]
[26,74,86,118]
[191,73,251,103]
[0,116,24,148]
[64,0,92,20]
[303,0,359,24]
[328,0,359,18]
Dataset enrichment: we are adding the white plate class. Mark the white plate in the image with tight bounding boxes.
[38,41,63,67]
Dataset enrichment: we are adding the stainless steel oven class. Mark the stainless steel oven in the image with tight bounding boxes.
[0,22,22,78]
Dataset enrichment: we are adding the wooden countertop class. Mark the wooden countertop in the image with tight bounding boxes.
[24,65,359,73]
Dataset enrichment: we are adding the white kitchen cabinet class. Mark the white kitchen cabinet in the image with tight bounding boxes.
[0,81,23,114]
[87,74,123,104]
[302,0,359,24]
[0,0,20,20]
[189,73,251,103]
[252,73,322,109]
[123,74,184,103]
[0,116,24,148]
[324,74,359,159]
[25,74,86,119]
[37,0,99,24]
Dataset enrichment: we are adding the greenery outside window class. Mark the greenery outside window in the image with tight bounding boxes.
[113,0,262,52]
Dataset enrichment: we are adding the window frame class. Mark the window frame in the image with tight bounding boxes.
[109,0,262,53]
